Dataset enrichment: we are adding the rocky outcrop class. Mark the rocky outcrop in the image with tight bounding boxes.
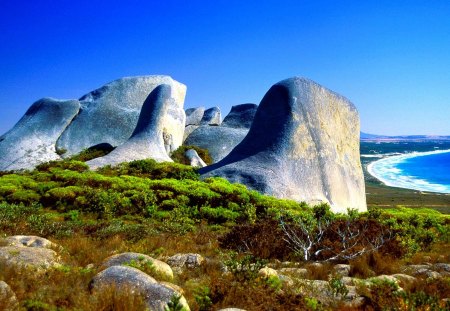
[200,107,221,125]
[222,104,258,128]
[184,104,257,162]
[87,84,184,169]
[184,126,249,163]
[0,98,80,171]
[2,235,60,250]
[200,77,367,213]
[57,76,186,156]
[0,246,61,270]
[185,107,205,126]
[90,265,190,311]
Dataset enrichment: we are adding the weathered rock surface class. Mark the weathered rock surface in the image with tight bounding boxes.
[91,266,190,311]
[0,98,80,171]
[101,252,174,281]
[0,281,19,311]
[167,253,204,271]
[200,77,367,213]
[57,76,186,156]
[333,264,351,277]
[87,84,184,169]
[200,107,221,125]
[0,246,61,270]
[184,126,249,163]
[2,235,59,250]
[185,149,207,168]
[222,104,258,129]
[185,107,205,125]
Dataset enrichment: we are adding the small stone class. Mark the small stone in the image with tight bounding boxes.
[332,264,351,277]
[258,267,278,278]
[185,149,207,168]
[167,253,204,270]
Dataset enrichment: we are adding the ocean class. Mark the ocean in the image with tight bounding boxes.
[361,141,450,194]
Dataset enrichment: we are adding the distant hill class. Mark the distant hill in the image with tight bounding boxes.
[360,132,450,141]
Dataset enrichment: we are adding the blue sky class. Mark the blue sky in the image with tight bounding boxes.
[1,0,449,135]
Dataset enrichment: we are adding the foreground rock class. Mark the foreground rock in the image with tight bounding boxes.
[91,266,190,311]
[0,281,19,311]
[57,76,186,156]
[87,84,184,168]
[201,77,367,213]
[2,235,59,250]
[0,246,61,270]
[101,252,174,281]
[0,98,80,171]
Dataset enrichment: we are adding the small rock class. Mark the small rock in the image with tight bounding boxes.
[434,263,450,272]
[258,267,278,278]
[167,253,204,271]
[200,107,221,125]
[392,274,417,289]
[101,252,173,281]
[0,281,19,310]
[185,149,207,168]
[90,266,190,311]
[0,246,61,271]
[278,268,308,278]
[333,264,351,277]
[278,274,294,287]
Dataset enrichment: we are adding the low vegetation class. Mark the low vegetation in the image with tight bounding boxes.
[0,158,449,310]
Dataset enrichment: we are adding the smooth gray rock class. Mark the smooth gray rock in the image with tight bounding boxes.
[200,77,367,213]
[0,281,19,311]
[57,76,186,156]
[91,266,190,311]
[200,107,221,125]
[100,252,174,281]
[185,107,205,126]
[222,103,258,129]
[0,246,61,270]
[185,149,207,168]
[2,235,60,250]
[184,126,249,163]
[0,98,80,171]
[87,84,184,169]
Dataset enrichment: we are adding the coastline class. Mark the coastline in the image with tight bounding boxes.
[366,149,450,194]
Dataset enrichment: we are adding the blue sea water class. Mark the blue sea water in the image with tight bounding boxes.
[367,149,450,194]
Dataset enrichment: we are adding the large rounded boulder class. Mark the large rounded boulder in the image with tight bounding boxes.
[87,84,184,168]
[200,77,367,213]
[56,76,186,156]
[0,98,80,171]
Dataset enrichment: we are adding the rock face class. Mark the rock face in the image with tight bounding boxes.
[185,107,205,125]
[200,107,221,125]
[91,266,190,311]
[200,77,367,213]
[87,84,184,169]
[184,104,257,162]
[0,98,80,171]
[57,76,186,156]
[222,104,258,128]
[184,126,249,163]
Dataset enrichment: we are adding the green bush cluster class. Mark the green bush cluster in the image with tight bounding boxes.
[0,159,306,226]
